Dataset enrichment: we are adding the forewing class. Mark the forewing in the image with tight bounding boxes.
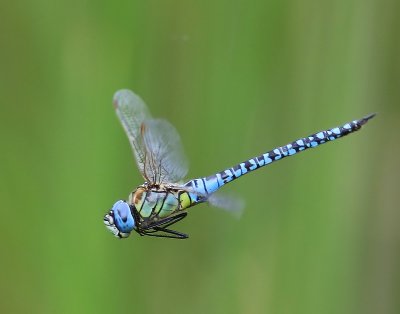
[142,118,189,184]
[113,89,151,180]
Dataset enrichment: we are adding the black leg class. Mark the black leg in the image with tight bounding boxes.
[142,227,188,239]
[141,212,187,230]
[138,212,189,239]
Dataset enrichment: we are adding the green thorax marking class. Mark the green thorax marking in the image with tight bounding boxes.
[128,184,195,220]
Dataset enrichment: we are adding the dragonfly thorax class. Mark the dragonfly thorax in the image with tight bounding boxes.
[128,184,194,223]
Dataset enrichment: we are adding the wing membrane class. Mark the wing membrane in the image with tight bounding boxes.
[114,90,151,180]
[113,89,188,184]
[207,193,244,219]
[178,184,244,218]
[142,119,188,183]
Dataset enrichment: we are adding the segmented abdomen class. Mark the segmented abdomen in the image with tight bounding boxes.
[185,114,375,196]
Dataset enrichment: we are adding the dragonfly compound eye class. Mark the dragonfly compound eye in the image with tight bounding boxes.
[104,200,135,238]
[113,200,135,233]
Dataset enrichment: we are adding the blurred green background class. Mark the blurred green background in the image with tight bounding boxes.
[1,0,399,313]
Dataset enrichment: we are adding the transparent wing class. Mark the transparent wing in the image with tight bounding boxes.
[177,184,244,218]
[113,89,152,180]
[113,89,188,184]
[142,118,189,184]
[207,193,245,219]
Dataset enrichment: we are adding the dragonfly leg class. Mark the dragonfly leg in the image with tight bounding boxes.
[142,227,188,239]
[138,212,189,239]
[141,212,187,229]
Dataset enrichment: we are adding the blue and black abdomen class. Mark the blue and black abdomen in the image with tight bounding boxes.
[185,114,375,196]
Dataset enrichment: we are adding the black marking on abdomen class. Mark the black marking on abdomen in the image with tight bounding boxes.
[201,178,209,193]
[192,114,375,194]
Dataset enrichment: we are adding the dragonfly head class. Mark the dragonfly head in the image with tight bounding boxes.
[104,200,135,238]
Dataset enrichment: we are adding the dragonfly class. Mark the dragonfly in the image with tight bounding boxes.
[104,89,375,239]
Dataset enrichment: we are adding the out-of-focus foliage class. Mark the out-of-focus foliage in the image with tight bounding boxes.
[0,1,399,313]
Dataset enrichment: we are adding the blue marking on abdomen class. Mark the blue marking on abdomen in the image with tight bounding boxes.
[189,114,374,196]
[249,159,257,171]
[240,163,248,174]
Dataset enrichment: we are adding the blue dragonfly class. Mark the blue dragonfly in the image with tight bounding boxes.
[104,89,375,239]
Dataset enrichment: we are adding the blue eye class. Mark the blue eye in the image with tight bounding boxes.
[112,200,135,233]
